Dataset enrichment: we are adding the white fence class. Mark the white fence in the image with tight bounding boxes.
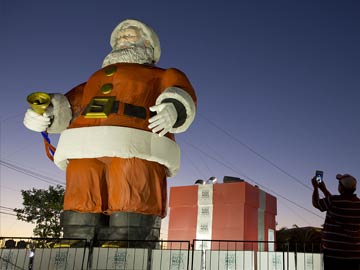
[0,248,31,270]
[0,248,324,270]
[0,238,324,270]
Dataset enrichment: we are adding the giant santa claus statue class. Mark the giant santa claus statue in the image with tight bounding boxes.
[24,19,197,247]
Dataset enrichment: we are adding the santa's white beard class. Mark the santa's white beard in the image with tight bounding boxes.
[102,46,154,67]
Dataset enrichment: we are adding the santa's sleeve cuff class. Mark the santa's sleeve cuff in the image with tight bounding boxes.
[156,87,196,133]
[47,93,72,133]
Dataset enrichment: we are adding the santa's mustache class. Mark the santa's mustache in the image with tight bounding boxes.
[102,45,154,67]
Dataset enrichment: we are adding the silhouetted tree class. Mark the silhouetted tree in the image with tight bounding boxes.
[14,185,64,238]
[276,225,322,252]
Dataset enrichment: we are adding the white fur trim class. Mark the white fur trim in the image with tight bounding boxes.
[47,94,72,134]
[156,87,196,133]
[54,126,180,177]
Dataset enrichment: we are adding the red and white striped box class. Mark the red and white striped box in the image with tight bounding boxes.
[168,181,277,251]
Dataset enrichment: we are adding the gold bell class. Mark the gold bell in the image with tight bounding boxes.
[27,92,51,114]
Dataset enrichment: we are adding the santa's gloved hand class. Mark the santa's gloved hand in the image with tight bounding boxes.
[23,107,53,132]
[148,103,177,137]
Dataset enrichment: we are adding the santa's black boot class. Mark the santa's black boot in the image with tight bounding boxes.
[55,210,108,248]
[98,212,161,249]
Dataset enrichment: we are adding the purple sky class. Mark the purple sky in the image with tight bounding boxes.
[1,0,360,237]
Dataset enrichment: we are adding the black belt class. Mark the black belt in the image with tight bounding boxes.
[83,96,154,119]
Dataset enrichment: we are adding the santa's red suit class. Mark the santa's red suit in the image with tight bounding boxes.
[52,63,197,217]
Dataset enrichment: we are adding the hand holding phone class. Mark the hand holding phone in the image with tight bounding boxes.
[315,170,324,183]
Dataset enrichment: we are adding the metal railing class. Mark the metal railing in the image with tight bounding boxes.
[192,240,323,270]
[0,237,323,270]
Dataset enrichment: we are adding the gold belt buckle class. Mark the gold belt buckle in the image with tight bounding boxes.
[83,96,116,118]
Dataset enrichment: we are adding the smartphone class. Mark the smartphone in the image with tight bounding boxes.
[315,170,323,183]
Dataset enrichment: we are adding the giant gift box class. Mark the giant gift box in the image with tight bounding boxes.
[168,181,277,250]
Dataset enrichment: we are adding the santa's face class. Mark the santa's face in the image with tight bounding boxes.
[114,27,141,49]
[102,26,154,67]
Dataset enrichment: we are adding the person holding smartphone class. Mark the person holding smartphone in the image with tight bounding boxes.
[312,172,360,270]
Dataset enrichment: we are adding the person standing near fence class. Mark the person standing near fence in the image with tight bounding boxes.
[312,173,360,270]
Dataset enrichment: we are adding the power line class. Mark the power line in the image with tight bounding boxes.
[0,206,17,217]
[0,185,19,192]
[195,113,322,220]
[281,202,318,225]
[198,113,312,191]
[181,150,208,178]
[181,138,323,220]
[0,206,27,220]
[0,206,14,211]
[0,211,17,217]
[0,160,64,186]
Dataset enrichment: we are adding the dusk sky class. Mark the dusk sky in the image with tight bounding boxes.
[1,0,359,237]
